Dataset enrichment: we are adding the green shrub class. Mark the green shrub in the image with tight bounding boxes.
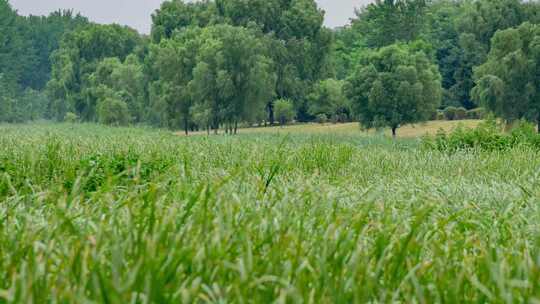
[315,114,328,124]
[443,106,458,120]
[423,118,540,152]
[274,99,295,126]
[466,108,486,120]
[338,113,351,123]
[64,112,79,123]
[97,98,131,126]
[443,106,468,121]
[455,107,467,120]
[508,121,540,146]
[436,111,445,121]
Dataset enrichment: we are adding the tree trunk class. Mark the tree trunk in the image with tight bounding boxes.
[213,119,219,135]
[504,120,515,132]
[267,102,275,125]
[392,126,397,139]
[184,119,189,136]
[537,115,540,134]
[234,121,238,135]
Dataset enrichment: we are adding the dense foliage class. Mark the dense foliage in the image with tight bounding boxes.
[0,0,88,121]
[3,123,540,302]
[345,42,442,136]
[274,98,296,125]
[308,79,351,123]
[336,0,540,110]
[423,119,540,152]
[472,22,540,129]
[1,0,539,131]
[149,24,275,134]
[46,24,143,122]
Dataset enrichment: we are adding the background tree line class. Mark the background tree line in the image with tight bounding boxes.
[0,0,88,122]
[1,0,539,134]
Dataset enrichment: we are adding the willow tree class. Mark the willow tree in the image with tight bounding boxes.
[472,22,540,130]
[189,24,276,134]
[46,23,142,121]
[148,26,202,132]
[151,0,332,123]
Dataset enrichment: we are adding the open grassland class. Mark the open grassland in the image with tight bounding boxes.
[187,120,482,138]
[2,123,540,303]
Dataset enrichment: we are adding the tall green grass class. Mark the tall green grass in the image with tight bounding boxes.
[1,123,540,303]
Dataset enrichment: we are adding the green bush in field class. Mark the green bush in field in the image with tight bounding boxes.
[315,113,328,124]
[64,112,79,123]
[443,106,467,120]
[274,99,295,126]
[436,110,445,120]
[423,117,540,152]
[308,79,351,122]
[443,106,458,120]
[97,97,131,126]
[455,107,467,120]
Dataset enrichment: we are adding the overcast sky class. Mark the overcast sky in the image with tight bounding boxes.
[10,0,371,34]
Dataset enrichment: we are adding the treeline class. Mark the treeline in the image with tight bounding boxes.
[1,0,539,134]
[0,0,88,122]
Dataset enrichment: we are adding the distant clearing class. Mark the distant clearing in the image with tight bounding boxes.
[184,120,482,138]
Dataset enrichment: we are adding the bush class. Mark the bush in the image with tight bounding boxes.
[467,108,486,120]
[443,106,458,120]
[97,98,131,126]
[336,113,350,123]
[423,118,540,152]
[455,107,467,120]
[443,106,468,120]
[64,112,79,123]
[315,114,328,124]
[436,110,445,121]
[274,99,295,126]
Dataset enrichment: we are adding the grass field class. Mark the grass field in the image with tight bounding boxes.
[187,120,482,138]
[2,122,540,303]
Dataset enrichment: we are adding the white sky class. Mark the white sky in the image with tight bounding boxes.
[10,0,371,34]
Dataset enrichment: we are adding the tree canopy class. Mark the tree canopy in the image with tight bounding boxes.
[353,0,428,48]
[190,25,276,134]
[1,0,540,134]
[472,22,540,129]
[308,79,351,122]
[336,0,540,110]
[46,23,142,121]
[151,0,332,123]
[346,42,442,136]
[0,1,89,122]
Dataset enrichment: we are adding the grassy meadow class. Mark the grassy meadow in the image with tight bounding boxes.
[186,120,482,138]
[2,122,540,303]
